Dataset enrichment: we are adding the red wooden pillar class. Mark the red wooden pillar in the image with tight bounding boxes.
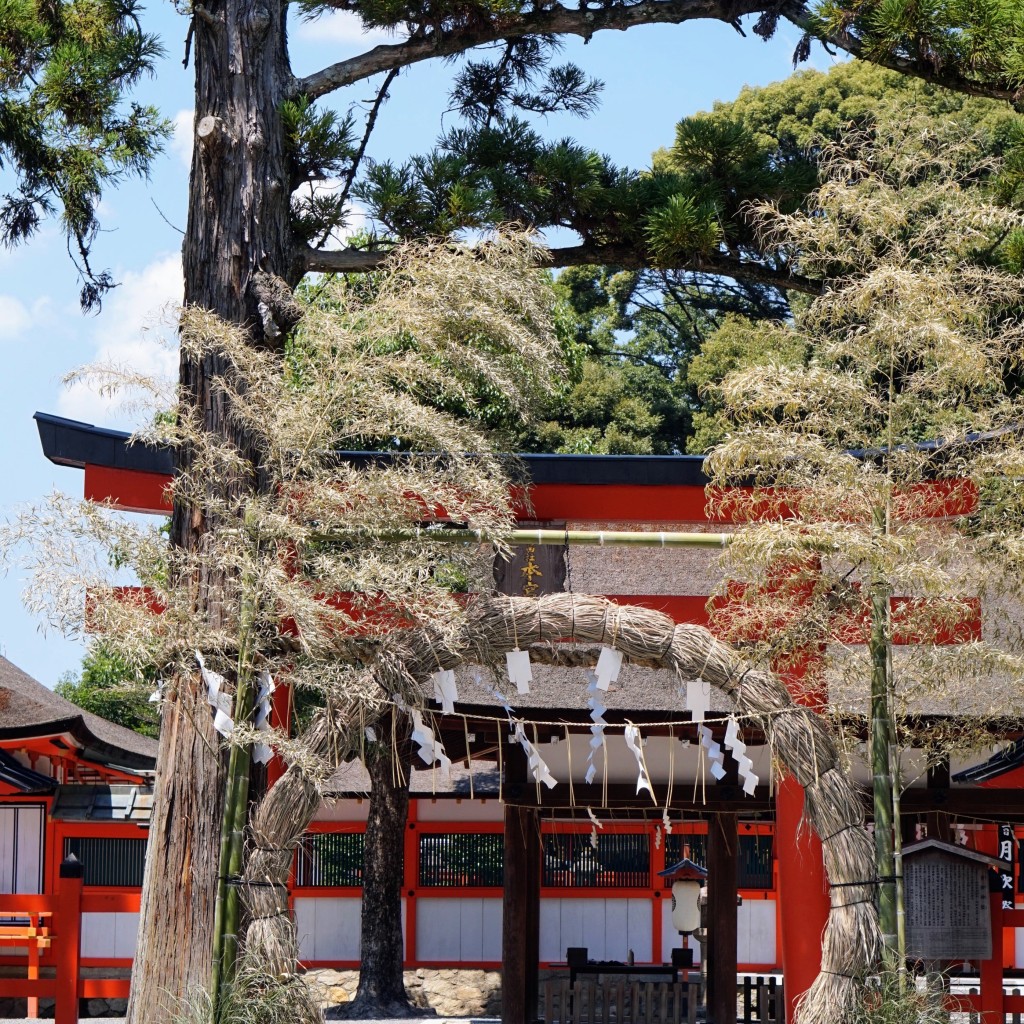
[980,892,1004,1023]
[266,680,292,787]
[776,776,829,1021]
[775,656,830,1023]
[55,854,84,1024]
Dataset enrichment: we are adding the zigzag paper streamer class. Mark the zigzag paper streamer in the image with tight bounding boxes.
[411,709,452,773]
[584,672,607,785]
[431,668,458,715]
[722,715,759,797]
[197,652,234,737]
[624,724,654,799]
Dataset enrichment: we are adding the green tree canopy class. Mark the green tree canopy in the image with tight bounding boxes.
[56,646,160,738]
[0,0,166,308]
[542,61,1024,457]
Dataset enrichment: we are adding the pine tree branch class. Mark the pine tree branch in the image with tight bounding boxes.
[548,242,824,295]
[339,67,400,210]
[295,0,769,100]
[302,240,825,294]
[780,3,1024,108]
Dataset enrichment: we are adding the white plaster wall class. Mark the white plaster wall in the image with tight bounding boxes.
[539,898,652,963]
[659,899,776,967]
[294,896,407,961]
[416,800,504,823]
[295,896,363,961]
[737,900,776,965]
[81,912,139,958]
[415,897,502,961]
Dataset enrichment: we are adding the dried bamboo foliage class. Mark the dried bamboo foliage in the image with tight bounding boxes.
[240,593,879,1024]
[703,119,1024,759]
[1,229,563,693]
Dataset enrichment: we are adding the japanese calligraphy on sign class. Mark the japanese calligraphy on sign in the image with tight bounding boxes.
[494,524,567,597]
[905,845,993,960]
[995,823,1015,911]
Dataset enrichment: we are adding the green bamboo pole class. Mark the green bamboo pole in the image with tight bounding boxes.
[309,527,732,548]
[869,506,898,957]
[209,666,256,1020]
[210,546,259,1021]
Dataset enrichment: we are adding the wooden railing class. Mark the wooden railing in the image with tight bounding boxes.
[543,977,699,1024]
[542,976,784,1024]
[0,856,133,1024]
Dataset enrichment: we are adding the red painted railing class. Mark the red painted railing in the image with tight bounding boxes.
[0,858,135,1023]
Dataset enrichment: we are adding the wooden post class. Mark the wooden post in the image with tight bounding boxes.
[55,854,84,1024]
[503,745,541,1024]
[980,892,1004,1023]
[926,758,952,844]
[27,935,40,1018]
[707,813,738,1024]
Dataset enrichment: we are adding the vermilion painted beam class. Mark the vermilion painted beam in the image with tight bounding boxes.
[78,464,983,524]
[83,465,171,514]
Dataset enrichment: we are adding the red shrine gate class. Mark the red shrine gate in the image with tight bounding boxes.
[23,411,1024,1023]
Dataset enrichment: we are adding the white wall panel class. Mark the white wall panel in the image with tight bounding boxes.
[81,912,138,958]
[659,900,776,967]
[540,899,653,963]
[0,805,43,895]
[0,809,15,894]
[737,900,776,965]
[480,899,503,961]
[294,896,364,961]
[415,897,502,962]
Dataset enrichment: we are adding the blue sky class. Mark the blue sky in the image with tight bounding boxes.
[0,5,838,686]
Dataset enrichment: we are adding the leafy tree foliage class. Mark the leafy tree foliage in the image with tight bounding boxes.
[56,646,160,738]
[545,61,1024,457]
[0,0,166,308]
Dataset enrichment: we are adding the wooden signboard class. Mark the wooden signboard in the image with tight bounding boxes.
[904,840,999,961]
[494,523,567,597]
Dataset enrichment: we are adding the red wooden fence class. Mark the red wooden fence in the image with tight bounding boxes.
[0,856,133,1023]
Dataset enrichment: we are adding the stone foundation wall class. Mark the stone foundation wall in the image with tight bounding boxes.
[306,967,563,1018]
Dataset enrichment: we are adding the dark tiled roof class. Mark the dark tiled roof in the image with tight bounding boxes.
[34,411,710,486]
[0,656,157,770]
[51,784,154,822]
[0,747,55,793]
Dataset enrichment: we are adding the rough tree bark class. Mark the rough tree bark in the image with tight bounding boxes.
[126,0,299,1018]
[341,733,419,1018]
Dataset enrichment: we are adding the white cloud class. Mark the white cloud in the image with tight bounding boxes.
[0,295,33,340]
[57,253,183,427]
[292,10,403,48]
[171,109,195,169]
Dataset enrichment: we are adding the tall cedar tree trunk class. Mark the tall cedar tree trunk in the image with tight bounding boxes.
[127,1,298,1018]
[344,738,418,1017]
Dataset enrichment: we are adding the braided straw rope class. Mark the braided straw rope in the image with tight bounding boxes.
[240,593,879,1023]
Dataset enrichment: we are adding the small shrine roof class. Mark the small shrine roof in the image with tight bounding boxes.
[0,656,157,771]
